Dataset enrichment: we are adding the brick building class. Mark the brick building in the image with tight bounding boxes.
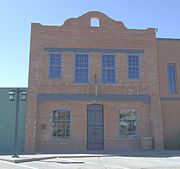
[25,11,180,152]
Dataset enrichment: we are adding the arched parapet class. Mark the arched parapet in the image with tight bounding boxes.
[63,11,127,31]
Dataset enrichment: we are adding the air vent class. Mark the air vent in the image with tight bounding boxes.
[90,18,100,27]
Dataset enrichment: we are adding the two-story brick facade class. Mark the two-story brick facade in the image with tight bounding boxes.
[25,11,180,152]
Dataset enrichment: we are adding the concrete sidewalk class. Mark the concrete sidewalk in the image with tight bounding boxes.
[0,150,180,163]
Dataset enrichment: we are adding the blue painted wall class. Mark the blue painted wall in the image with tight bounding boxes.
[0,88,27,154]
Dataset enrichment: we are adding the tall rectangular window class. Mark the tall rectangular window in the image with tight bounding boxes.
[128,56,140,79]
[119,109,136,137]
[167,64,177,94]
[75,54,89,83]
[102,55,115,84]
[49,54,61,79]
[52,110,70,138]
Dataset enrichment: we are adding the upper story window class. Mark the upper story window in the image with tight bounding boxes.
[128,56,140,80]
[90,18,100,27]
[102,55,116,84]
[167,63,177,94]
[52,109,70,138]
[119,109,137,137]
[49,54,61,79]
[75,54,89,83]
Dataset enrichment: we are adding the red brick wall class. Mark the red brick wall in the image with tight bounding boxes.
[25,11,164,152]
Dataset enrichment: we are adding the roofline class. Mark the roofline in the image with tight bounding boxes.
[157,38,180,41]
[0,87,28,89]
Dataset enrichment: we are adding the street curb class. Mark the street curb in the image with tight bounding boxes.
[0,155,107,163]
[0,156,58,163]
[59,155,108,158]
[1,151,180,164]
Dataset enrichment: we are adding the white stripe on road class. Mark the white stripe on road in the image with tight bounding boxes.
[0,160,38,169]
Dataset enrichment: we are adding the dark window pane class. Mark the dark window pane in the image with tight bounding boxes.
[128,56,140,79]
[102,55,115,83]
[75,54,88,83]
[167,64,177,94]
[49,54,61,79]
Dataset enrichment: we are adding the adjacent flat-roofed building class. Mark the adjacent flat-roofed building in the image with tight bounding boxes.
[25,11,180,152]
[0,88,27,154]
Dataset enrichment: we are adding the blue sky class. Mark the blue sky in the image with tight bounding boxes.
[0,0,180,87]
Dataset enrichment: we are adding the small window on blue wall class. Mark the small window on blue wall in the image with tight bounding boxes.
[102,55,116,84]
[167,63,177,94]
[75,54,89,83]
[128,56,140,80]
[49,54,61,79]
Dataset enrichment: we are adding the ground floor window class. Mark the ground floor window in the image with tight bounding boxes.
[119,109,136,137]
[52,109,70,138]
